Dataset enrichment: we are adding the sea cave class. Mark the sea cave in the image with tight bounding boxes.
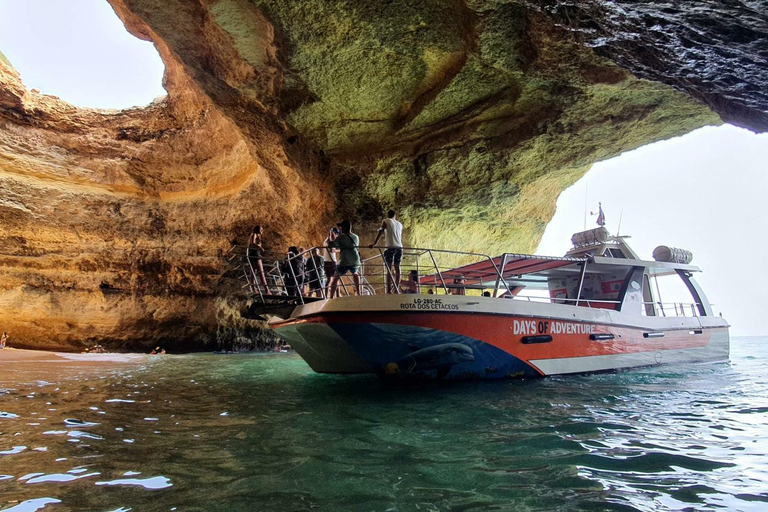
[0,0,766,352]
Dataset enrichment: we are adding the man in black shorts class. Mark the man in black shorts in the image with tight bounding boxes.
[370,209,403,294]
[323,227,339,298]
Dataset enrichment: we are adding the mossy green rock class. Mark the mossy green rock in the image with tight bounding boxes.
[230,1,720,255]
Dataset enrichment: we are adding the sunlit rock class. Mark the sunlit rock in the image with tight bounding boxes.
[2,0,760,351]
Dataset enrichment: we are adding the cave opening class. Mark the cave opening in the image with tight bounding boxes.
[0,0,166,110]
[538,124,768,336]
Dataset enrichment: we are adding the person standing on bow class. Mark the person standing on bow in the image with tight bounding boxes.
[282,246,305,296]
[247,225,269,293]
[306,248,326,298]
[323,227,339,298]
[329,220,362,296]
[369,209,403,294]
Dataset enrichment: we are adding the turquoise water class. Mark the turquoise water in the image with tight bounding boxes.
[1,337,767,512]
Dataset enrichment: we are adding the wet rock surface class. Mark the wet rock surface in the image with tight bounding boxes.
[534,0,768,131]
[2,0,758,351]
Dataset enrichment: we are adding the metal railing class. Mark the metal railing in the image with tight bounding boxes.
[644,301,703,318]
[229,245,705,318]
[230,245,513,306]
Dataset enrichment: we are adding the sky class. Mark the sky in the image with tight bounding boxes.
[537,124,768,336]
[1,2,765,335]
[0,0,166,109]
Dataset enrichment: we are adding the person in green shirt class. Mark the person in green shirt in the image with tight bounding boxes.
[329,220,362,296]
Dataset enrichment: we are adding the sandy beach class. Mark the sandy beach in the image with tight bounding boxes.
[0,347,66,362]
[0,347,148,364]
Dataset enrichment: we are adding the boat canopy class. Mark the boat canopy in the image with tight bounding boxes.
[418,253,587,287]
[418,252,702,289]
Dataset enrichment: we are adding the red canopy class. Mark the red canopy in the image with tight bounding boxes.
[419,253,585,286]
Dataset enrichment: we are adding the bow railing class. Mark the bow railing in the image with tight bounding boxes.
[229,245,511,306]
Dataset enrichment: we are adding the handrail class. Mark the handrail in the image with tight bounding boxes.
[642,301,703,318]
[233,245,701,316]
[231,244,514,303]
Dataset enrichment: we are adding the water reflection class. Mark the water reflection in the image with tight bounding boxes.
[0,340,767,511]
[95,476,172,489]
[2,498,61,512]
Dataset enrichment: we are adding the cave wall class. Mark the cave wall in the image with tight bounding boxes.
[2,0,754,351]
[224,0,719,256]
[532,0,768,132]
[0,5,335,351]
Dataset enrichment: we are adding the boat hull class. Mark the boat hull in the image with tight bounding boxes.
[271,296,730,380]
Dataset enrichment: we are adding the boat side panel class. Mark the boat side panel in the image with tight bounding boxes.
[328,322,541,379]
[289,295,729,333]
[303,311,728,376]
[273,321,372,374]
[531,328,730,374]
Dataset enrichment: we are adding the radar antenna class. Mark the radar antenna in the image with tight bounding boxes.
[617,209,624,236]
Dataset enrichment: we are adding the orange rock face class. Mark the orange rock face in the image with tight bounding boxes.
[0,3,334,351]
[0,0,732,351]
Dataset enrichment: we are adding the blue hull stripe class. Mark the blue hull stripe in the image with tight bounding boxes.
[328,322,540,379]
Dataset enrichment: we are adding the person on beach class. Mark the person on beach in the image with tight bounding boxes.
[306,248,326,297]
[369,209,403,294]
[248,225,269,293]
[329,220,362,296]
[0,332,7,349]
[323,228,339,298]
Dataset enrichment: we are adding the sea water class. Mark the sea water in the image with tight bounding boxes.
[1,337,766,511]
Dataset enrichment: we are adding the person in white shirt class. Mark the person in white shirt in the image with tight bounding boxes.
[369,209,403,294]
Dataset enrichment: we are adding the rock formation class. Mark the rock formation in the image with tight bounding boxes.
[535,0,768,132]
[1,0,762,351]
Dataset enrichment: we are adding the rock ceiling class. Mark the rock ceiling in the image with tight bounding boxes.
[0,0,764,350]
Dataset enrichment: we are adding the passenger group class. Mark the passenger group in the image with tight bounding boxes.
[247,210,404,298]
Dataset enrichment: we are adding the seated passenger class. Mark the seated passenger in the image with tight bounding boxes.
[450,276,466,295]
[401,270,419,294]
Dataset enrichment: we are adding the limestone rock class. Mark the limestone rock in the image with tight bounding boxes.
[533,0,768,132]
[2,0,757,351]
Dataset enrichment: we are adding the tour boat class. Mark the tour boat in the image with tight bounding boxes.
[242,227,729,379]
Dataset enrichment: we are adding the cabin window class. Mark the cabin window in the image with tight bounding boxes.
[647,271,703,317]
[605,248,627,258]
[642,274,655,316]
[550,267,635,310]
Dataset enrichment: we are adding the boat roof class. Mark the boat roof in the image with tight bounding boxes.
[419,253,585,287]
[419,252,701,288]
